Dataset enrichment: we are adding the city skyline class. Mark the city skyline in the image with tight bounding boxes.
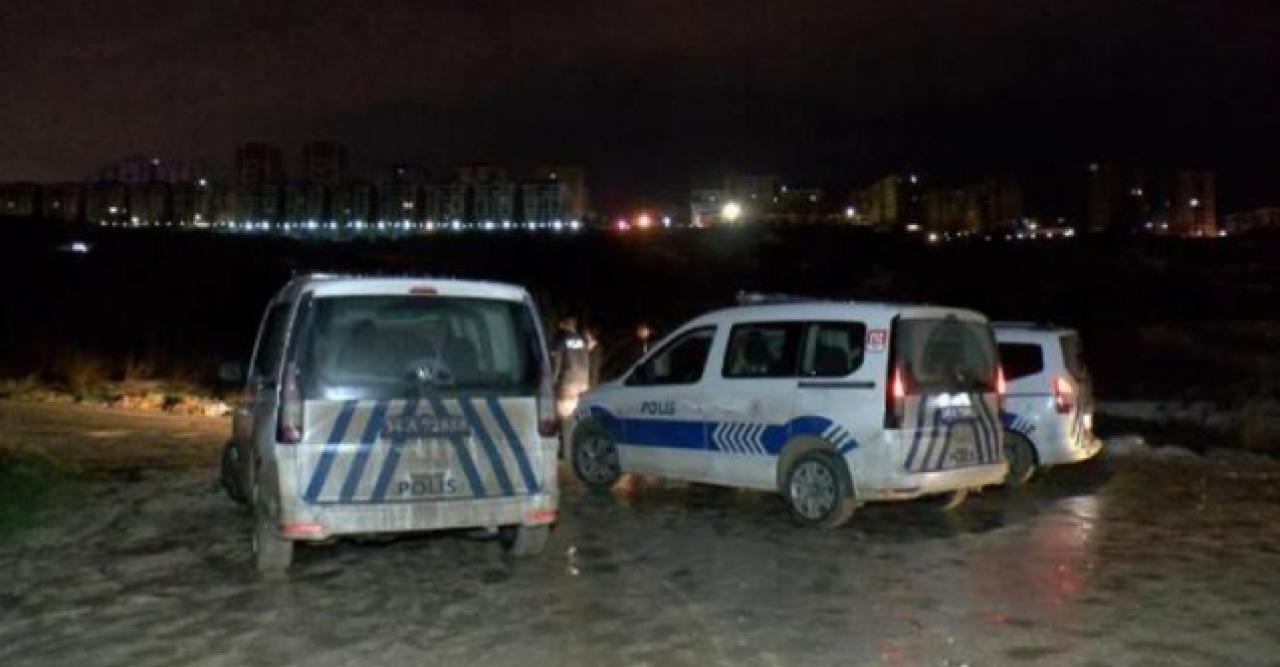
[1,1,1276,211]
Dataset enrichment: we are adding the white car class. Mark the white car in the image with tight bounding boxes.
[220,275,560,574]
[566,296,1009,528]
[994,323,1103,485]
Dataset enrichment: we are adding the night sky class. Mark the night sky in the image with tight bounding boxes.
[2,0,1276,210]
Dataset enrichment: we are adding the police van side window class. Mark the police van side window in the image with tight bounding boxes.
[801,322,867,377]
[627,327,716,386]
[251,303,291,381]
[723,322,803,378]
[998,343,1044,381]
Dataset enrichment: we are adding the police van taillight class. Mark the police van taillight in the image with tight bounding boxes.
[996,366,1007,411]
[277,362,304,444]
[1052,374,1075,415]
[885,364,907,429]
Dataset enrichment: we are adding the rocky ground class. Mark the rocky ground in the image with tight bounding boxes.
[1,400,1278,667]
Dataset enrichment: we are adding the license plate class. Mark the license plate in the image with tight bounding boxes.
[949,443,977,466]
[394,471,458,498]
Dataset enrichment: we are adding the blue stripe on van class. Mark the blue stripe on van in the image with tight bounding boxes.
[485,396,540,493]
[903,400,931,470]
[339,400,389,502]
[304,400,358,503]
[459,396,515,496]
[370,399,419,502]
[428,396,487,498]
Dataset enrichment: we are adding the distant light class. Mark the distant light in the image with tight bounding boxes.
[66,242,90,254]
[198,178,208,188]
[108,206,119,215]
[1189,198,1201,208]
[1088,162,1099,172]
[1064,228,1076,238]
[1217,229,1228,237]
[615,219,631,231]
[636,213,652,229]
[483,221,496,231]
[721,201,742,222]
[402,201,414,210]
[844,206,855,219]
[130,216,140,224]
[909,174,918,185]
[661,216,671,227]
[569,220,582,231]
[1130,187,1143,197]
[927,232,939,243]
[905,223,921,232]
[451,220,463,231]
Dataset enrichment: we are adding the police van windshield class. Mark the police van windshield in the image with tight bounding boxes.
[895,317,998,392]
[291,295,541,399]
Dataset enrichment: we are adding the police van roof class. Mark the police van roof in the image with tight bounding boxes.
[275,274,530,302]
[697,299,988,324]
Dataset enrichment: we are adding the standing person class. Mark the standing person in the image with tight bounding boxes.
[550,316,590,419]
[584,326,603,388]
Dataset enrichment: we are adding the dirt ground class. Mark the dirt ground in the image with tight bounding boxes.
[1,400,1278,667]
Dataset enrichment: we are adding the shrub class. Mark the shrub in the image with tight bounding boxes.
[1236,399,1280,455]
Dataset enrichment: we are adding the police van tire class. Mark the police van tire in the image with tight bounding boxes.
[251,515,293,575]
[220,442,247,506]
[783,450,856,529]
[500,524,549,557]
[1003,432,1037,487]
[571,421,621,490]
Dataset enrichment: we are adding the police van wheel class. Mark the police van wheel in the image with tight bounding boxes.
[572,424,621,489]
[220,442,247,506]
[500,524,549,557]
[1003,432,1037,487]
[784,450,856,529]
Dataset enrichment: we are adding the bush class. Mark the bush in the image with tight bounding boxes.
[1237,399,1280,455]
[57,352,106,401]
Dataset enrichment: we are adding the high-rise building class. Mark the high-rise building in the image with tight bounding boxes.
[1086,162,1148,233]
[42,183,85,222]
[0,182,41,218]
[852,173,923,231]
[86,181,129,222]
[530,166,587,219]
[1167,169,1216,236]
[332,182,374,223]
[302,142,348,185]
[235,143,284,185]
[473,182,517,222]
[521,181,565,223]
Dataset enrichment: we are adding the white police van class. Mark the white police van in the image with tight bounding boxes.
[220,275,559,573]
[566,296,1009,528]
[994,323,1102,485]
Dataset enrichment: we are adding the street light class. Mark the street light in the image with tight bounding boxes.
[721,201,742,223]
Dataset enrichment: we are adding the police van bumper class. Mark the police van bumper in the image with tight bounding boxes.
[1040,432,1104,466]
[276,492,558,541]
[858,461,1009,502]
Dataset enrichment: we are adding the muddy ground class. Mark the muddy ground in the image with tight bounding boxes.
[1,400,1278,667]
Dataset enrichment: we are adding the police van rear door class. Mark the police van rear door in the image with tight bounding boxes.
[888,313,1003,473]
[287,287,549,505]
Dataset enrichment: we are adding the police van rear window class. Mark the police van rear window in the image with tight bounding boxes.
[895,317,998,391]
[291,295,540,399]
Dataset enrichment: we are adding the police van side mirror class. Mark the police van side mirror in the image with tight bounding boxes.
[218,361,246,384]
